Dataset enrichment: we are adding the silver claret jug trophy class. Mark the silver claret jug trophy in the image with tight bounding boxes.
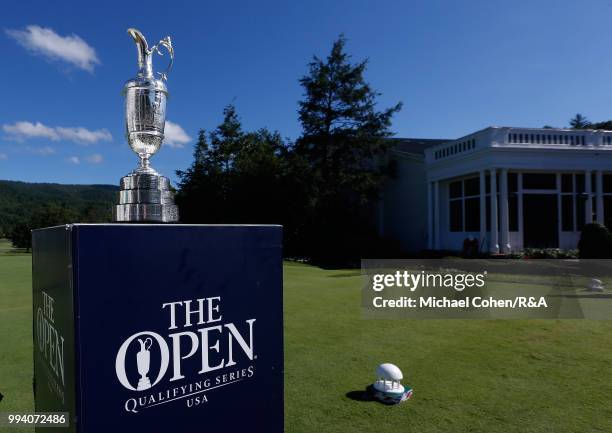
[112,28,179,223]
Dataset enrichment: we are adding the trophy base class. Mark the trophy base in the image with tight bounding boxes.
[113,203,179,222]
[137,377,152,391]
[112,172,179,223]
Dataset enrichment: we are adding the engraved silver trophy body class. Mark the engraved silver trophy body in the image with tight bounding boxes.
[112,28,179,222]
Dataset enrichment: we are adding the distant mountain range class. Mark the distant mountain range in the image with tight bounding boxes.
[0,180,118,234]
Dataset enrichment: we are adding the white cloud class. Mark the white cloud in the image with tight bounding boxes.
[65,154,102,165]
[31,146,56,156]
[56,127,112,145]
[164,121,191,148]
[0,153,7,160]
[3,121,112,145]
[3,121,59,141]
[6,25,100,72]
[85,153,103,164]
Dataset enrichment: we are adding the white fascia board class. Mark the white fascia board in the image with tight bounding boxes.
[390,149,426,162]
[426,146,612,182]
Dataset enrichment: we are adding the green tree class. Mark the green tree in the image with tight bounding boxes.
[578,223,612,258]
[589,120,612,130]
[176,105,296,230]
[296,35,402,263]
[8,223,32,250]
[0,180,115,234]
[7,203,79,250]
[298,36,401,197]
[569,113,591,129]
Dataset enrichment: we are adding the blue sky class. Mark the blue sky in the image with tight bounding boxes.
[2,0,612,185]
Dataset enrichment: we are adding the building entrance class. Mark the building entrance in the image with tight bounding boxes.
[523,194,559,248]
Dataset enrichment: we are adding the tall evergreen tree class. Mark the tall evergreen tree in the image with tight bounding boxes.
[176,128,221,222]
[296,35,402,263]
[176,105,294,228]
[209,104,243,172]
[569,113,591,129]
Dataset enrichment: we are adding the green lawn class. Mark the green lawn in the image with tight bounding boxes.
[0,240,34,433]
[2,246,612,432]
[0,238,27,254]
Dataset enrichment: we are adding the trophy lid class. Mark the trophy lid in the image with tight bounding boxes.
[123,76,167,94]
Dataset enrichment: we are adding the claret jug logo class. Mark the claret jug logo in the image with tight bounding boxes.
[116,333,168,391]
[115,296,257,413]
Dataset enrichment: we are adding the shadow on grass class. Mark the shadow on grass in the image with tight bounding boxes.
[548,293,612,299]
[345,389,373,402]
[329,272,361,278]
[346,385,405,406]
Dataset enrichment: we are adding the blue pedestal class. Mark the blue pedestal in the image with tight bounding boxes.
[32,224,283,433]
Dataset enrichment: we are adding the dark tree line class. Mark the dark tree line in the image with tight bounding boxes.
[175,105,300,228]
[176,36,402,264]
[1,181,116,250]
[7,202,114,250]
[568,113,612,130]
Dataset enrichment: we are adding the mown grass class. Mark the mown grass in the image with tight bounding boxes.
[0,238,27,255]
[1,248,612,432]
[0,240,34,432]
[284,262,612,433]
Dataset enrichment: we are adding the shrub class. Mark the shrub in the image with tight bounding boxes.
[578,223,612,259]
[507,248,578,259]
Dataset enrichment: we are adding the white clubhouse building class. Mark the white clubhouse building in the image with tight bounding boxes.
[380,127,612,253]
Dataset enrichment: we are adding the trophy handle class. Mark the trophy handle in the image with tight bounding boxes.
[152,36,174,81]
[143,337,152,351]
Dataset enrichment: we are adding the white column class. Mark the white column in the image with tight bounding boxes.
[490,168,499,253]
[479,170,486,252]
[517,172,524,248]
[433,180,440,250]
[585,170,593,224]
[556,173,562,245]
[378,195,384,236]
[499,168,510,253]
[427,181,433,249]
[596,170,604,225]
[572,174,577,232]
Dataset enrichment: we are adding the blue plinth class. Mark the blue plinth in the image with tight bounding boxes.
[32,224,283,433]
